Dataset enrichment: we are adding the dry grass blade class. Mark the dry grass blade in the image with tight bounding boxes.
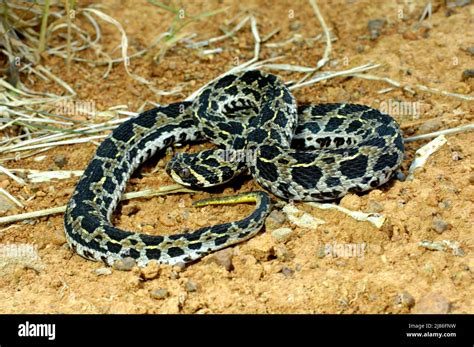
[0,184,197,225]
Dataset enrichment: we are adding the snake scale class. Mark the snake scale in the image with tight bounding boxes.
[64,70,404,267]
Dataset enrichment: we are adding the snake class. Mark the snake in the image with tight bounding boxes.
[64,70,404,267]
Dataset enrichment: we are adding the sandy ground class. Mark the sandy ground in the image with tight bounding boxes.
[0,0,473,314]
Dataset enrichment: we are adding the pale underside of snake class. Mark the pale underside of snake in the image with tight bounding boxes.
[64,70,404,267]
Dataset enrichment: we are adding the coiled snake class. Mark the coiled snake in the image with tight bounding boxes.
[64,70,404,267]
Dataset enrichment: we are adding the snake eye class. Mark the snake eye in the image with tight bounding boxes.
[180,167,191,179]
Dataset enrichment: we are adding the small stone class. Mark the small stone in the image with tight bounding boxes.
[140,260,160,280]
[273,244,291,261]
[113,257,136,271]
[281,267,294,277]
[94,267,112,276]
[419,118,442,133]
[367,19,386,39]
[432,219,449,234]
[367,200,384,213]
[207,248,234,271]
[340,194,361,210]
[394,292,415,308]
[173,262,186,272]
[402,31,418,41]
[122,204,139,216]
[185,279,198,292]
[467,46,474,55]
[447,0,471,7]
[0,179,10,189]
[0,194,16,213]
[181,209,190,220]
[53,154,68,168]
[469,174,474,185]
[265,209,287,230]
[396,171,406,181]
[462,69,474,81]
[150,288,169,300]
[413,293,450,314]
[438,200,451,209]
[271,227,293,243]
[451,151,463,161]
[289,21,301,31]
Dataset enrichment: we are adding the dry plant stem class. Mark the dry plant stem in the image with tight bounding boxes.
[297,0,332,85]
[0,164,26,185]
[351,73,473,101]
[38,0,51,53]
[404,124,474,143]
[407,135,447,180]
[0,184,197,225]
[83,8,153,87]
[306,202,386,229]
[289,63,380,90]
[0,188,24,208]
[64,0,72,73]
[308,0,331,70]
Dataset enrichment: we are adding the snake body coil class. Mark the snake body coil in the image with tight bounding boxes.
[64,70,404,266]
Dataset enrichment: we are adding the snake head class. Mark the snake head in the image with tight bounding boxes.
[166,150,241,188]
[166,153,199,187]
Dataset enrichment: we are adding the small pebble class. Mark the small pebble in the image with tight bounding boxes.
[185,279,198,293]
[413,292,450,314]
[367,200,384,213]
[467,46,474,55]
[0,194,16,213]
[265,209,287,229]
[451,151,463,161]
[418,118,442,133]
[273,244,291,261]
[94,267,112,276]
[271,227,293,243]
[281,267,294,277]
[340,193,361,210]
[113,257,136,271]
[208,248,234,271]
[173,262,186,272]
[150,288,169,300]
[469,174,474,185]
[394,292,415,308]
[356,45,365,53]
[122,204,139,216]
[0,179,10,189]
[367,19,386,39]
[447,0,471,7]
[181,209,190,220]
[395,171,406,181]
[461,69,474,81]
[438,200,451,209]
[432,219,449,234]
[289,21,301,31]
[140,260,160,280]
[53,154,68,168]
